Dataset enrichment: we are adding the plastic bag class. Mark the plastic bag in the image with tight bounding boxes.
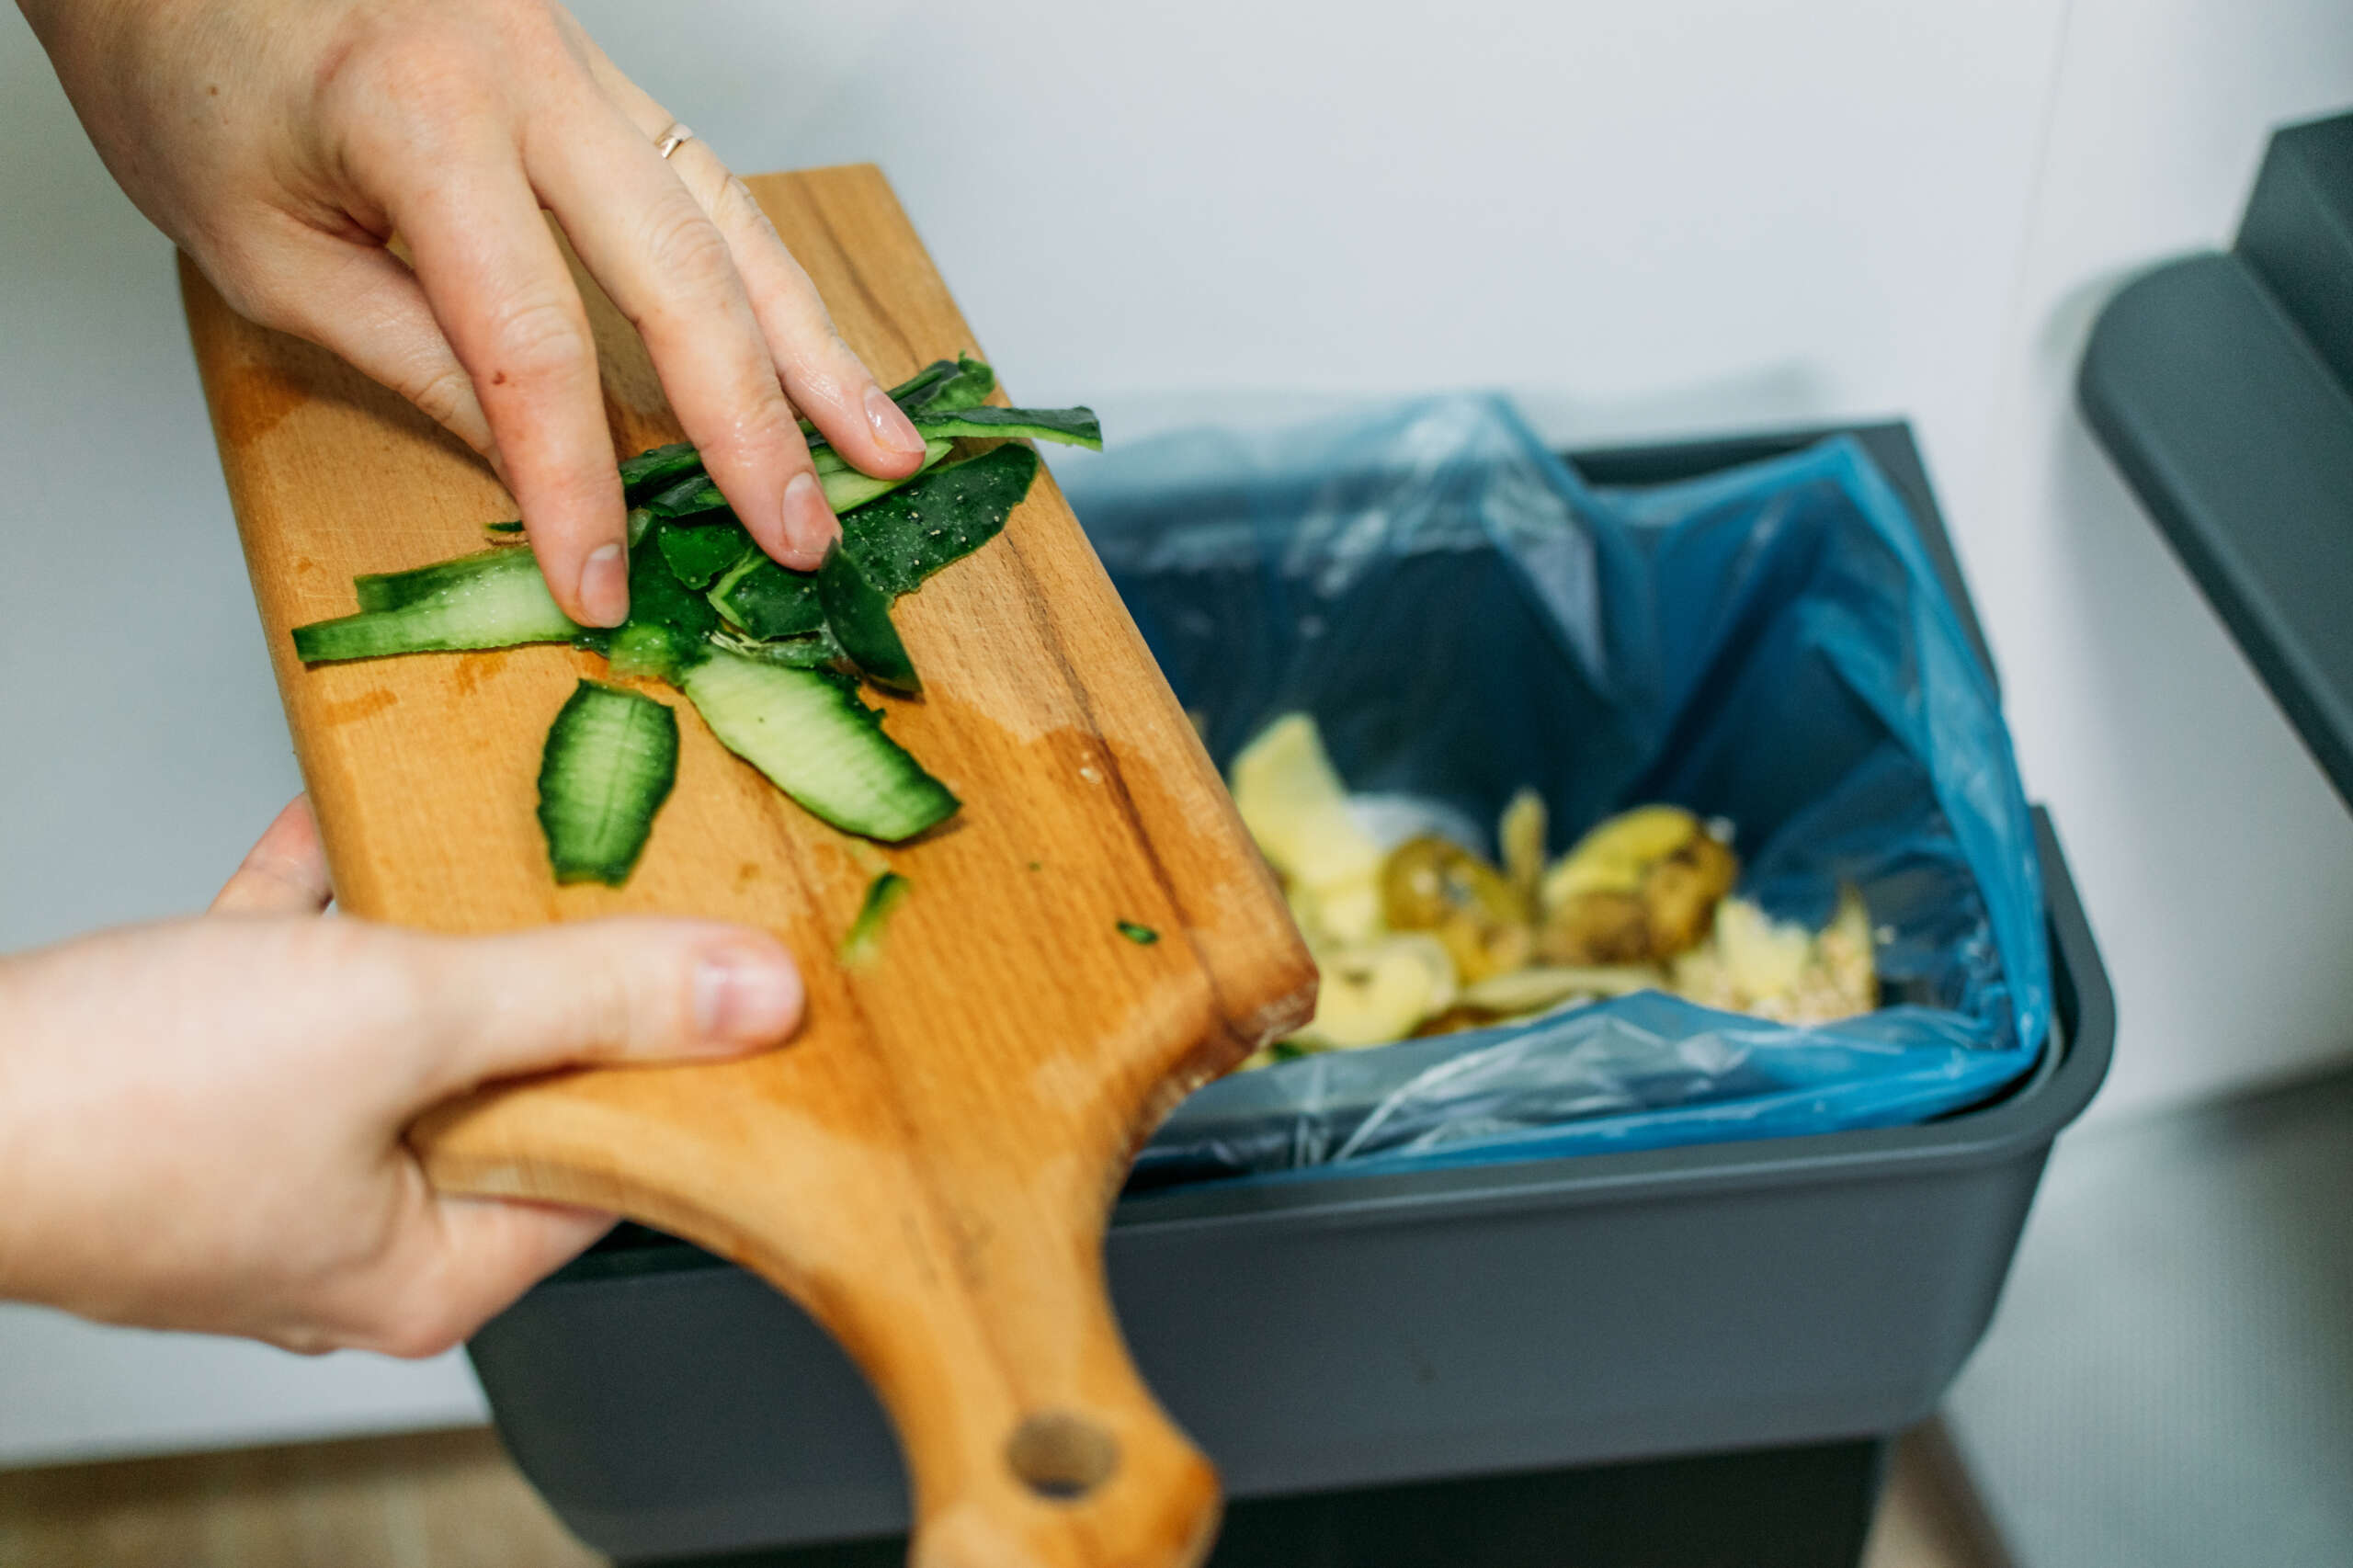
[1059,396,2051,1187]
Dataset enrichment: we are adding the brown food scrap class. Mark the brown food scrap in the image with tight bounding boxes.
[1537,889,1654,965]
[1644,831,1739,954]
[1537,830,1736,965]
[1380,835,1534,983]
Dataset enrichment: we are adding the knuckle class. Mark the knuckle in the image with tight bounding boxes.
[401,363,478,433]
[527,940,653,1056]
[478,292,592,388]
[734,393,806,455]
[316,28,491,162]
[639,201,741,302]
[577,959,642,1047]
[711,173,776,236]
[608,946,692,1050]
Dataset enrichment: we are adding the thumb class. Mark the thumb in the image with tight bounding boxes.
[211,795,333,915]
[404,917,804,1100]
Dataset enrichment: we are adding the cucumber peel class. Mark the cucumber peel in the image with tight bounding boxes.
[620,441,703,504]
[296,548,580,661]
[657,521,754,590]
[582,532,722,686]
[642,439,953,524]
[710,552,825,640]
[683,648,959,843]
[840,871,911,967]
[817,542,919,694]
[537,679,679,886]
[288,355,1063,881]
[904,405,1099,450]
[889,354,995,415]
[842,443,1038,596]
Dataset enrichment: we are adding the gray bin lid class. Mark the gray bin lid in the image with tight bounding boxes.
[2078,109,2353,814]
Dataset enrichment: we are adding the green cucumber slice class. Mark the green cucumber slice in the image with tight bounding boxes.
[592,534,722,685]
[709,445,1037,642]
[817,542,918,694]
[620,352,991,508]
[642,472,728,521]
[891,354,995,415]
[682,648,958,842]
[710,555,824,639]
[823,438,954,513]
[906,405,1100,449]
[642,440,954,525]
[657,520,755,590]
[843,443,1040,596]
[353,547,529,613]
[294,548,580,663]
[536,679,679,886]
[711,626,847,669]
[840,870,910,967]
[620,441,704,504]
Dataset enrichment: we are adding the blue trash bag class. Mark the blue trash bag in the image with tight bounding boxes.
[1058,395,2052,1187]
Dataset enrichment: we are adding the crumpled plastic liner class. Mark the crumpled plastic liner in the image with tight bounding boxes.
[1061,396,2050,1187]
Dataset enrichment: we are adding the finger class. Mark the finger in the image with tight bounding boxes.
[364,1198,613,1359]
[211,796,333,915]
[562,40,927,485]
[404,917,804,1100]
[678,151,932,485]
[224,231,495,463]
[381,147,630,627]
[526,104,840,570]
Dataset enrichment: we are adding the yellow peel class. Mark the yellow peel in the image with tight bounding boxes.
[1540,804,1704,905]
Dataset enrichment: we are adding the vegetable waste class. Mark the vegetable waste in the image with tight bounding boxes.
[288,356,1099,886]
[1230,713,1880,1062]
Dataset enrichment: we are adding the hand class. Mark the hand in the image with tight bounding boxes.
[0,799,804,1356]
[17,0,928,623]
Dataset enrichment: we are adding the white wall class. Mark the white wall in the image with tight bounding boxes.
[1944,0,2353,1123]
[2,0,2348,1463]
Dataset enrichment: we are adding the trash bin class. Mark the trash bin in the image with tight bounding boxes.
[465,421,2110,1565]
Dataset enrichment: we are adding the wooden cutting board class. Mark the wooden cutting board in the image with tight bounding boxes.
[181,163,1314,1568]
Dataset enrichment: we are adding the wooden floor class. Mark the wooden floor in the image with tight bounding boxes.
[0,1421,2008,1567]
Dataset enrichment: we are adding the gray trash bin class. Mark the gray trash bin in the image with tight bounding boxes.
[466,422,2111,1563]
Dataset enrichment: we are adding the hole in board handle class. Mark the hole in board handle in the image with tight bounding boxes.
[1006,1412,1120,1502]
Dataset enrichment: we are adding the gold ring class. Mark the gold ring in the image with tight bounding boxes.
[654,122,694,160]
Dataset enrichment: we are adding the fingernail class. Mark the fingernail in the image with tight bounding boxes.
[693,945,803,1048]
[578,543,630,628]
[866,382,926,457]
[780,471,837,566]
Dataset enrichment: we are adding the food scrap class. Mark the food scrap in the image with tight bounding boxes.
[1228,713,1880,1064]
[840,871,912,968]
[286,356,1103,885]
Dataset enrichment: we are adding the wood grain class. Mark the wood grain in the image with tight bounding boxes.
[179,165,1315,1568]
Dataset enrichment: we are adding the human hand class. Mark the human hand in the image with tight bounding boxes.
[0,799,803,1355]
[17,0,927,623]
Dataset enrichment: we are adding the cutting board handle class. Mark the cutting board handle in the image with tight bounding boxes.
[418,1103,1223,1568]
[846,1246,1221,1568]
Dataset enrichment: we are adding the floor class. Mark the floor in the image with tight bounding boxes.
[0,1420,2007,1568]
[1944,1065,2353,1568]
